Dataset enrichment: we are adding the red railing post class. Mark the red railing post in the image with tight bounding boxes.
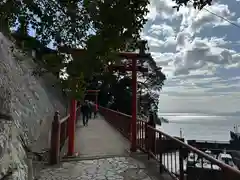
[145,123,150,159]
[145,113,156,159]
[130,58,137,152]
[159,134,163,173]
[179,146,184,180]
[150,114,156,154]
[50,111,60,165]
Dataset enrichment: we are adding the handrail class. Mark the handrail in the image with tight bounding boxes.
[59,106,81,124]
[98,106,240,180]
[98,106,132,139]
[99,106,148,122]
[99,106,132,118]
[49,106,80,165]
[147,125,240,176]
[59,114,70,124]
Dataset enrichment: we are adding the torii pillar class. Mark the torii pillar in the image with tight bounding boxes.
[110,52,148,152]
[68,80,80,156]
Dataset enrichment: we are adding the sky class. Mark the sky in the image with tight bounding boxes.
[142,0,240,116]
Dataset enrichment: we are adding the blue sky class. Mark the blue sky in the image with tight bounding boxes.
[142,0,240,115]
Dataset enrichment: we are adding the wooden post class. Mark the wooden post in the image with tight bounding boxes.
[159,134,163,173]
[179,147,184,180]
[50,111,60,165]
[130,58,137,152]
[149,112,156,153]
[145,112,156,160]
[145,122,149,158]
[68,99,76,156]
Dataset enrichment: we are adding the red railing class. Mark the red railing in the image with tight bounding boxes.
[99,106,131,139]
[99,106,240,180]
[50,107,81,164]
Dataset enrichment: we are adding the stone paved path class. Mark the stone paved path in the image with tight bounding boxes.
[72,115,130,158]
[38,157,157,180]
[37,114,173,180]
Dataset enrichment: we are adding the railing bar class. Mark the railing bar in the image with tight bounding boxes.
[99,106,240,179]
[143,121,145,149]
[140,121,143,148]
[175,151,177,174]
[154,132,157,161]
[59,106,81,124]
[142,121,144,149]
[140,121,142,148]
[166,152,169,170]
[148,151,158,161]
[163,152,165,166]
[100,106,132,118]
[146,125,240,175]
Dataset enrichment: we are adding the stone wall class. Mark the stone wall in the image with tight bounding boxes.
[0,32,66,180]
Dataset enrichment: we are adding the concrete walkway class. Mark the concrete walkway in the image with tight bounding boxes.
[38,156,162,180]
[37,114,174,180]
[73,115,130,158]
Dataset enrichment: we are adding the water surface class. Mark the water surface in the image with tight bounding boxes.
[157,113,240,141]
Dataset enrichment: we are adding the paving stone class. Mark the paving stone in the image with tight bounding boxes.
[38,157,157,180]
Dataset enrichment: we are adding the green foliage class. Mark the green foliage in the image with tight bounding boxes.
[84,0,149,50]
[41,53,65,76]
[1,0,167,115]
[86,52,166,116]
[173,0,212,11]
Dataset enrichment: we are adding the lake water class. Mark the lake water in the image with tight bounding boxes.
[157,113,240,141]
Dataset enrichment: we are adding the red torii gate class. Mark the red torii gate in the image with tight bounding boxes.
[61,45,150,155]
[85,89,100,111]
[108,52,148,152]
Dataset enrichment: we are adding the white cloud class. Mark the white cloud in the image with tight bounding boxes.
[182,3,235,33]
[144,0,240,115]
[150,0,177,19]
[148,24,175,37]
[144,35,164,47]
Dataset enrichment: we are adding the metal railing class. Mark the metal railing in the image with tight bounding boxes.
[49,107,80,164]
[99,106,240,180]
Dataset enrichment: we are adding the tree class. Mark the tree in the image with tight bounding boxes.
[1,0,166,120]
[173,0,212,11]
[84,40,166,121]
[59,0,152,101]
[0,0,151,99]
